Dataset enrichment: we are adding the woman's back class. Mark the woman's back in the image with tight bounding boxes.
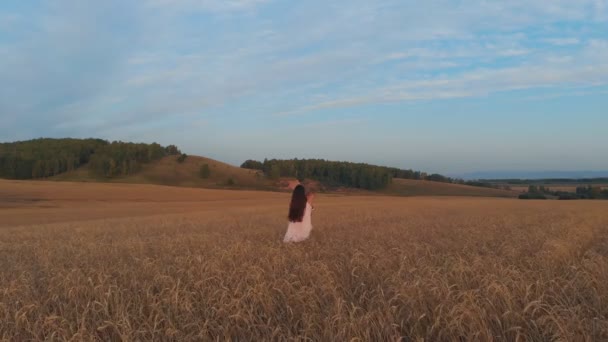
[283,202,313,242]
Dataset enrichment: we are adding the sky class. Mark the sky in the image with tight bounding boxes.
[1,0,607,175]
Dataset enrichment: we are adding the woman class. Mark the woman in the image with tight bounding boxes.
[283,185,314,243]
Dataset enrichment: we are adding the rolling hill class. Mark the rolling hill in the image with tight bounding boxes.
[3,138,515,197]
[50,154,518,197]
[52,155,275,190]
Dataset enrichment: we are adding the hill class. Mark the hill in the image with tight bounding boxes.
[50,156,518,197]
[52,155,275,190]
[1,137,518,198]
[384,178,518,198]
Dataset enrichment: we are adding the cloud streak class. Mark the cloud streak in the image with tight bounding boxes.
[277,39,608,116]
[0,0,606,172]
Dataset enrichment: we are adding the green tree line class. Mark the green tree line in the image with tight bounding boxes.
[242,158,395,190]
[88,141,180,178]
[241,158,506,191]
[575,185,608,199]
[0,138,181,179]
[520,185,608,200]
[0,138,107,179]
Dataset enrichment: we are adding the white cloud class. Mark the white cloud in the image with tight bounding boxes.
[276,39,608,116]
[2,0,607,140]
[112,0,606,122]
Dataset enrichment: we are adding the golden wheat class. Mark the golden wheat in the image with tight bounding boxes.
[0,182,607,340]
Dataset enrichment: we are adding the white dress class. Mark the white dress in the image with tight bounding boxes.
[283,203,313,243]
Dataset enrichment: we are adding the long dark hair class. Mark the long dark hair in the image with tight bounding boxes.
[288,185,307,222]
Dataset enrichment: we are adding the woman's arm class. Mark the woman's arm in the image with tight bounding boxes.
[307,193,315,212]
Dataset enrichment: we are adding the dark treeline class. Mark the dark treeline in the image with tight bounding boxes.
[385,167,427,181]
[241,158,486,190]
[0,138,181,179]
[241,158,505,191]
[573,186,608,199]
[241,159,393,190]
[0,138,107,179]
[89,142,181,178]
[520,185,608,200]
[457,180,510,190]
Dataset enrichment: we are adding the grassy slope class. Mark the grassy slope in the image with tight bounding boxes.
[126,155,272,189]
[52,155,274,190]
[52,155,517,197]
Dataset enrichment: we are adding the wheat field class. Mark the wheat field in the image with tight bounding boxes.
[1,181,607,341]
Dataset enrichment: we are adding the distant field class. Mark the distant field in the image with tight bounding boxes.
[0,180,286,227]
[1,180,607,340]
[386,178,517,197]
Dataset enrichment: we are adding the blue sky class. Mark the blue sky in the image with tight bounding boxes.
[1,0,607,175]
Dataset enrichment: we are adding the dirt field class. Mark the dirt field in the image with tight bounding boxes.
[0,179,286,227]
[1,180,607,340]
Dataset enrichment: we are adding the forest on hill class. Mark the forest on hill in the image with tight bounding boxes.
[241,159,393,190]
[241,159,504,191]
[0,138,181,179]
[0,137,507,193]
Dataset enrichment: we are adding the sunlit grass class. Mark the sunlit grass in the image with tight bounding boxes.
[1,197,607,340]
